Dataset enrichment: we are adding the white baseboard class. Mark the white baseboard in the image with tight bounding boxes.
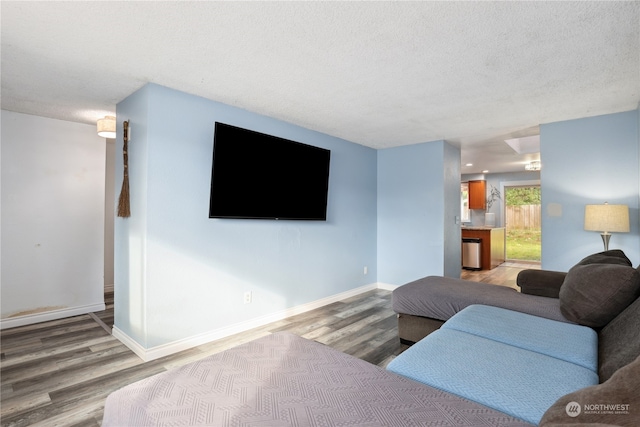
[113,282,386,362]
[376,282,399,291]
[111,326,147,361]
[0,302,106,330]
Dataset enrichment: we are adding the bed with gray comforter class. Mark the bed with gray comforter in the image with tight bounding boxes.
[103,332,532,426]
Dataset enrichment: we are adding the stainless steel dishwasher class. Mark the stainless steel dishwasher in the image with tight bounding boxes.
[462,237,482,270]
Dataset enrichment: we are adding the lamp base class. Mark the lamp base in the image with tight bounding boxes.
[600,232,612,251]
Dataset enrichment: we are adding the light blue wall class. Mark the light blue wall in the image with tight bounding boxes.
[443,141,462,278]
[377,140,460,285]
[114,86,151,346]
[114,83,639,349]
[540,110,640,270]
[115,84,377,348]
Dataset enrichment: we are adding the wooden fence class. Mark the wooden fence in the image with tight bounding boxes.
[506,204,541,229]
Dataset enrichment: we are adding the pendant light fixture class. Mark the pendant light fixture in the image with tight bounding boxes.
[97,115,116,138]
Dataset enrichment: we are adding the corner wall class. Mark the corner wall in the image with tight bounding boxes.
[1,111,106,328]
[377,140,460,285]
[104,139,115,286]
[540,109,640,270]
[114,84,378,354]
[443,141,462,278]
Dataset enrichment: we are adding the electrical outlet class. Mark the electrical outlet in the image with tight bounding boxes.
[244,291,252,304]
[364,266,368,275]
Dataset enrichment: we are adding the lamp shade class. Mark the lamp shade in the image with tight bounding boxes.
[97,116,116,138]
[584,203,630,233]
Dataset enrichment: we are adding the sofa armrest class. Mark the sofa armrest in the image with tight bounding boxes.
[517,269,566,298]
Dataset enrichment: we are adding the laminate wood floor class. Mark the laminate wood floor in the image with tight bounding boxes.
[1,264,530,427]
[461,260,540,290]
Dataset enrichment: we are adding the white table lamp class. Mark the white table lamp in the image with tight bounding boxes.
[584,202,630,251]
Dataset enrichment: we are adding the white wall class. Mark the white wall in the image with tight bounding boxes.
[104,139,115,286]
[1,111,106,328]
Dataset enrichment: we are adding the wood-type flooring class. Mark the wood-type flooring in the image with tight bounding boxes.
[1,262,536,426]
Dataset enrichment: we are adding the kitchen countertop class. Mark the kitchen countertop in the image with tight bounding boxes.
[461,226,505,230]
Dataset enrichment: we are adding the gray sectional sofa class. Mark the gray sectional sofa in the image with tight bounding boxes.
[390,249,640,425]
[392,274,572,345]
[103,250,640,426]
[388,304,600,424]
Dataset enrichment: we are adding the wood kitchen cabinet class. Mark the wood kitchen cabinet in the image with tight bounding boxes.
[461,227,505,270]
[468,180,486,210]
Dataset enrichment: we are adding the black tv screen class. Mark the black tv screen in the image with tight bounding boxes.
[209,122,331,220]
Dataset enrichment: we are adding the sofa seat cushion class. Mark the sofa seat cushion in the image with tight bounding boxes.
[387,329,599,425]
[442,305,598,372]
[392,276,572,323]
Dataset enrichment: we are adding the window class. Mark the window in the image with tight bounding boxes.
[461,183,470,222]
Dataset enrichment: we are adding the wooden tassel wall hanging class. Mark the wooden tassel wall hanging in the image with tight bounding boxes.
[117,120,131,217]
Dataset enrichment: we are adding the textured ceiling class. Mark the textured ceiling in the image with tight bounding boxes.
[2,1,639,173]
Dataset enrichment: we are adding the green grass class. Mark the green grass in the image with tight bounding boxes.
[506,228,541,261]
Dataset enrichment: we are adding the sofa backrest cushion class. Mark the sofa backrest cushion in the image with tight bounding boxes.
[539,354,640,426]
[559,264,640,328]
[576,249,632,267]
[598,293,640,381]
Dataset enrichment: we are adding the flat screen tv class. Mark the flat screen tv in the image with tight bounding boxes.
[209,122,331,220]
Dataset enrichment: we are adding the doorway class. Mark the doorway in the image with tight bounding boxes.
[503,184,541,262]
[101,139,116,330]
